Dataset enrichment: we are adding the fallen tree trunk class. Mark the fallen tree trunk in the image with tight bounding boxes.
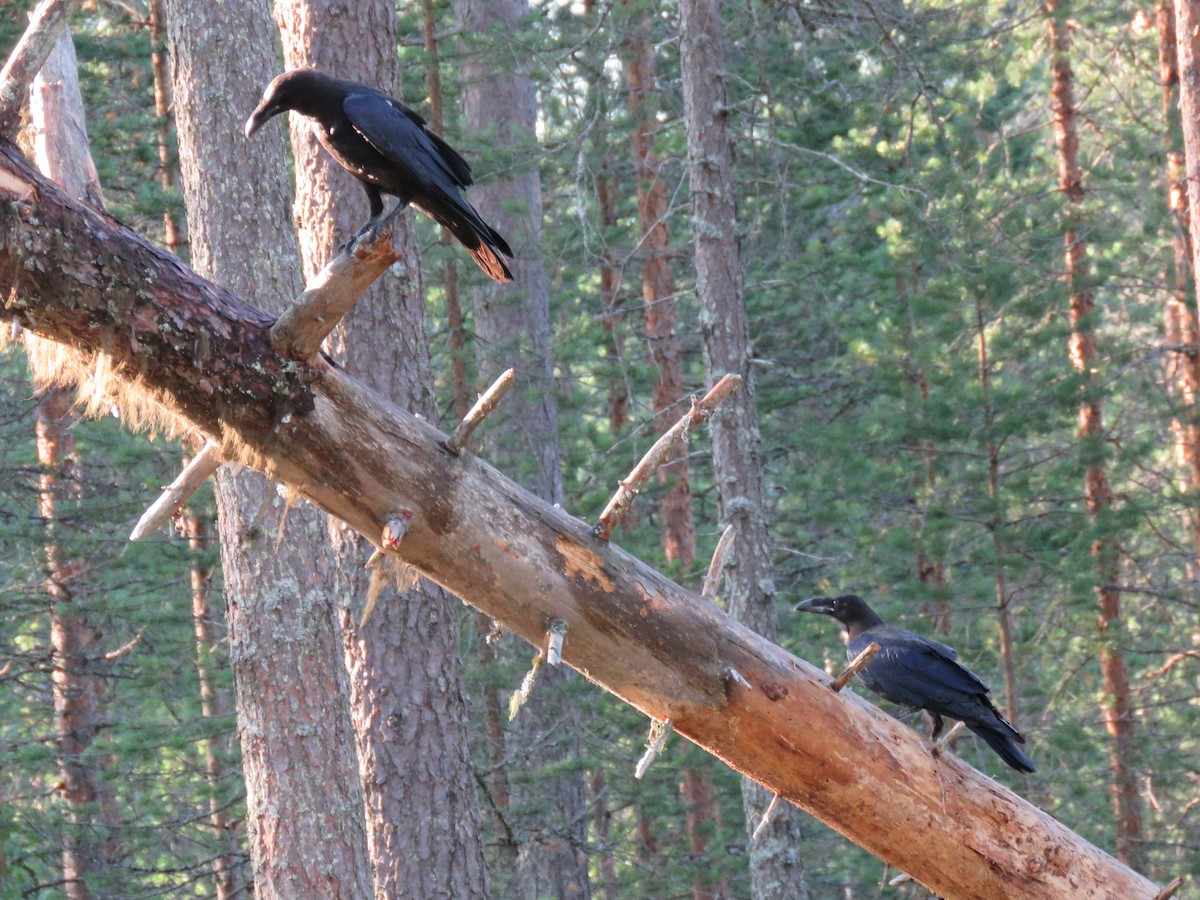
[0,142,1161,899]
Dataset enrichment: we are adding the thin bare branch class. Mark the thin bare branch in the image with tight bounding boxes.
[595,374,742,541]
[702,523,736,600]
[830,642,881,693]
[444,368,515,455]
[129,440,222,541]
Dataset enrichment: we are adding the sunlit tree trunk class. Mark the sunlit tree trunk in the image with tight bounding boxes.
[29,32,119,900]
[1047,0,1144,869]
[455,1,590,895]
[678,1,810,896]
[626,18,695,570]
[160,0,373,893]
[271,0,490,894]
[1159,0,1200,576]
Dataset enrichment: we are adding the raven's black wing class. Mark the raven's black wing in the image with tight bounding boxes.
[343,91,473,193]
[343,90,512,282]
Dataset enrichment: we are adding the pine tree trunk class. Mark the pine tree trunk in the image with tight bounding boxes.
[1046,1,1144,869]
[271,1,490,893]
[160,0,373,894]
[626,21,695,569]
[29,32,120,899]
[455,1,591,896]
[1159,0,1200,575]
[678,1,810,896]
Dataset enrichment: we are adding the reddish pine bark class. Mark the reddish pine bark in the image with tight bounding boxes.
[1158,1,1200,572]
[1047,2,1144,869]
[626,23,695,569]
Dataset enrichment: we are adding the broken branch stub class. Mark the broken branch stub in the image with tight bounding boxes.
[830,642,881,693]
[444,368,515,455]
[129,440,223,541]
[594,374,743,541]
[269,232,400,362]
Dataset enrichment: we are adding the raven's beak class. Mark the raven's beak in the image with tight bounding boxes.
[244,102,278,139]
[794,596,835,615]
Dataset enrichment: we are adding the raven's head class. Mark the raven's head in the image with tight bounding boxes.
[794,594,883,630]
[245,68,331,139]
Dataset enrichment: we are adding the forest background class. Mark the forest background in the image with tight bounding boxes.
[1,0,1198,896]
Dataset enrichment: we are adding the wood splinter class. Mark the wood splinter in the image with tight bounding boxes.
[723,666,752,690]
[751,793,781,841]
[508,649,544,721]
[444,368,515,455]
[545,619,567,666]
[269,229,400,362]
[830,641,881,692]
[702,523,736,601]
[594,374,743,541]
[634,718,672,779]
[129,440,223,541]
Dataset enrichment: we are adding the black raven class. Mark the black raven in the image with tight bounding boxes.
[795,594,1035,773]
[245,68,514,282]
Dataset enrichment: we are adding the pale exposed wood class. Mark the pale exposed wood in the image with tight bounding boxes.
[0,144,1165,899]
[0,0,85,137]
[269,234,401,362]
[129,439,222,541]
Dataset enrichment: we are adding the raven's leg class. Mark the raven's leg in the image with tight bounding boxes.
[346,185,389,246]
[929,712,945,742]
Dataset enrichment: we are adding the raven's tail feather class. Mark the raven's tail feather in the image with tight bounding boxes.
[418,200,514,283]
[970,723,1036,773]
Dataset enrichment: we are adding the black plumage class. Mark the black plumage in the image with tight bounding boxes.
[795,594,1035,773]
[245,68,513,282]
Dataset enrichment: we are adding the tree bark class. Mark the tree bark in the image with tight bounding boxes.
[158,0,373,895]
[455,1,591,895]
[1161,0,1200,575]
[677,2,810,896]
[1047,0,1144,870]
[29,32,119,899]
[271,1,490,895]
[0,143,1166,899]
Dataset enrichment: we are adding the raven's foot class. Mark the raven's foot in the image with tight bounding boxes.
[930,720,966,759]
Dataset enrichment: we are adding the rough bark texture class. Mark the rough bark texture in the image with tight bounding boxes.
[677,2,810,895]
[626,24,695,569]
[0,146,1167,898]
[1160,0,1200,574]
[1047,1,1144,870]
[272,1,490,895]
[159,0,373,895]
[29,34,119,899]
[455,1,590,896]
